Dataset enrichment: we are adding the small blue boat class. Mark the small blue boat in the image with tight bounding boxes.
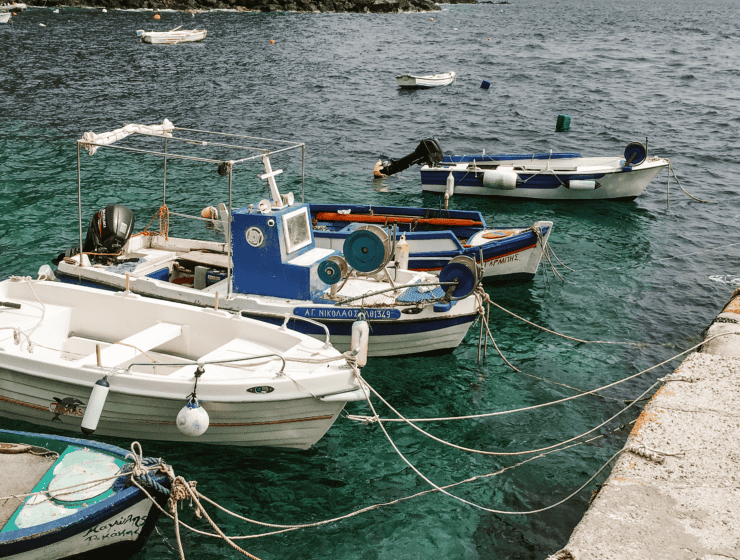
[310,204,553,284]
[0,429,170,560]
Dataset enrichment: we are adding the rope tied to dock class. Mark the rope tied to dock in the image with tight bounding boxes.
[625,442,685,464]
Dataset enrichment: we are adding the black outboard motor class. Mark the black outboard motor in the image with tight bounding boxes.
[375,138,444,177]
[53,204,135,266]
[82,204,135,261]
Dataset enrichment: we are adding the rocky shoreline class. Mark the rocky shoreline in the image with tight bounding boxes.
[34,0,487,14]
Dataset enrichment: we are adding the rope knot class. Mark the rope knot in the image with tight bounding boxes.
[168,476,198,515]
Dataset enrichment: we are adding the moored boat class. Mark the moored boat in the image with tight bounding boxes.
[0,428,169,559]
[310,204,553,283]
[0,12,10,23]
[51,121,482,358]
[0,277,366,449]
[376,139,669,200]
[396,71,456,89]
[136,27,207,44]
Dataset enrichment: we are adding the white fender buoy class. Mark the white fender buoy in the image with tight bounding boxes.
[482,167,518,190]
[351,315,369,368]
[176,397,209,437]
[37,264,55,281]
[445,172,455,209]
[396,233,410,271]
[81,376,110,435]
[102,8,107,12]
[568,180,598,190]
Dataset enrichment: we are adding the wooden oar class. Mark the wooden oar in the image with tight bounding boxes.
[313,212,482,228]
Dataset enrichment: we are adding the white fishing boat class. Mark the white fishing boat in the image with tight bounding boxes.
[136,27,207,44]
[419,142,669,200]
[0,3,26,12]
[0,12,10,23]
[396,71,456,89]
[0,277,366,449]
[51,121,481,358]
[0,429,169,559]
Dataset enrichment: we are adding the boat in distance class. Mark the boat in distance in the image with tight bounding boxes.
[136,27,207,44]
[396,71,456,89]
[0,277,365,449]
[0,428,169,560]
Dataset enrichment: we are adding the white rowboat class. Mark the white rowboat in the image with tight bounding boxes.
[0,277,365,449]
[396,71,456,89]
[136,28,207,44]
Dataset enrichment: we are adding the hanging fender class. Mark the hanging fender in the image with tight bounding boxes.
[482,167,518,190]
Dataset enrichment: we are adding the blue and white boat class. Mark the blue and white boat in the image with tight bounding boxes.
[0,429,169,560]
[375,139,669,200]
[52,121,481,358]
[310,204,553,283]
[419,142,669,200]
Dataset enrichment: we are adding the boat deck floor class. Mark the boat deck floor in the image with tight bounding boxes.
[0,447,56,528]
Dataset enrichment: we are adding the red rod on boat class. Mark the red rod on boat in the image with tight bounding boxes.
[313,212,483,227]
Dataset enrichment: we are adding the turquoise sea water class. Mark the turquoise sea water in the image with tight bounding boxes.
[1,0,739,558]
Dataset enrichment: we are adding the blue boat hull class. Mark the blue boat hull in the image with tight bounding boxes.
[0,429,169,560]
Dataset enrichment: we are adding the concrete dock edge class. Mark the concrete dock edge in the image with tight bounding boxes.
[549,289,740,560]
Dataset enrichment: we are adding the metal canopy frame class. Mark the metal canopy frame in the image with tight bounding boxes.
[75,125,307,299]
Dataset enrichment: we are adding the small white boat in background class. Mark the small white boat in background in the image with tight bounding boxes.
[0,12,10,23]
[0,428,169,560]
[0,277,365,449]
[136,26,207,44]
[0,3,26,11]
[397,71,456,89]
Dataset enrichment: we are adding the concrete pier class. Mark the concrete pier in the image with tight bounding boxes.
[550,290,740,560]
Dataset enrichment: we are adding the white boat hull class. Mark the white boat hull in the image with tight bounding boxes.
[420,156,668,200]
[6,499,155,560]
[0,12,10,23]
[55,234,479,358]
[397,72,456,89]
[137,29,207,44]
[0,279,362,449]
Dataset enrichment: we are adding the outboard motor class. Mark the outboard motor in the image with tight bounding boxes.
[375,138,444,177]
[52,204,135,266]
[82,204,135,261]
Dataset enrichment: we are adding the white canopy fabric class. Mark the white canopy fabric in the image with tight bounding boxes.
[80,119,175,155]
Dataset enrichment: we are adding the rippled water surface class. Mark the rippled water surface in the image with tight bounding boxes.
[1,0,739,558]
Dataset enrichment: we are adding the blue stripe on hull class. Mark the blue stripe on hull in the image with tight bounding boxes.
[421,170,607,190]
[241,311,476,337]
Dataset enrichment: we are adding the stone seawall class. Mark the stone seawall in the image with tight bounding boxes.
[37,0,480,14]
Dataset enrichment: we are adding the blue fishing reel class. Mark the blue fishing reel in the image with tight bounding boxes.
[343,225,390,274]
[439,256,478,300]
[318,255,348,285]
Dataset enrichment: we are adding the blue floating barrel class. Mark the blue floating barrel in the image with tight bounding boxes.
[481,80,491,90]
[556,114,571,132]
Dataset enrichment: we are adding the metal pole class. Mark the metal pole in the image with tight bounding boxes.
[163,137,168,206]
[301,144,305,203]
[227,163,233,298]
[77,144,83,267]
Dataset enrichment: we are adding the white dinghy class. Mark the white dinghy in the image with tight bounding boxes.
[396,71,456,89]
[52,121,481,358]
[0,277,365,449]
[136,26,207,44]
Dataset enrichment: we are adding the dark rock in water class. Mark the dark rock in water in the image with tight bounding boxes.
[44,0,446,12]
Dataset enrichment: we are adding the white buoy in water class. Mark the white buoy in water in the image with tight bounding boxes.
[102,8,107,12]
[176,397,209,437]
[351,315,369,368]
[396,233,410,271]
[81,376,110,435]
